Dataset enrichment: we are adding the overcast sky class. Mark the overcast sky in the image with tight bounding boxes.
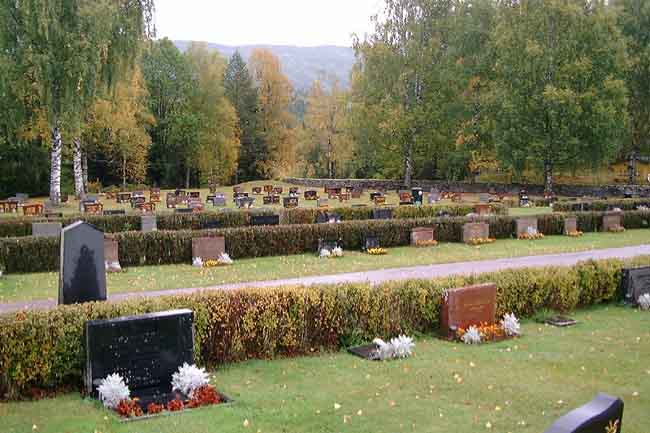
[154,0,383,47]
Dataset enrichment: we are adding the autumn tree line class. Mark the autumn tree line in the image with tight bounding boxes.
[1,0,649,201]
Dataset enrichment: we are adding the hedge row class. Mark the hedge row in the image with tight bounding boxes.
[0,255,639,399]
[0,203,507,238]
[1,210,649,274]
[553,198,650,213]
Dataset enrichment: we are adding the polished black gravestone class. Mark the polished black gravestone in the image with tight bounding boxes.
[364,235,380,251]
[85,309,194,408]
[543,393,623,433]
[318,238,341,254]
[543,315,578,327]
[104,209,126,216]
[251,214,280,226]
[620,266,650,305]
[373,208,393,220]
[59,221,106,305]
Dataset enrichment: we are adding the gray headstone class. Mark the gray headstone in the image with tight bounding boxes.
[543,393,623,433]
[463,222,490,243]
[59,221,107,305]
[141,215,157,232]
[32,222,62,238]
[516,218,538,236]
[564,218,578,235]
[479,193,490,204]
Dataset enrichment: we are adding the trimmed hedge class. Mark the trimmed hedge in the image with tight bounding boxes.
[0,255,641,399]
[2,210,649,274]
[0,203,506,238]
[553,198,650,213]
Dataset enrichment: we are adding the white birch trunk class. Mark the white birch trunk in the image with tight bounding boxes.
[82,152,89,191]
[73,137,85,199]
[49,126,62,205]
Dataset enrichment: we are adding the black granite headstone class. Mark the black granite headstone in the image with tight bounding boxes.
[543,393,623,433]
[318,238,341,254]
[251,214,280,226]
[364,235,380,251]
[175,208,193,214]
[85,309,194,407]
[373,208,393,220]
[620,266,650,305]
[59,221,107,305]
[104,209,126,216]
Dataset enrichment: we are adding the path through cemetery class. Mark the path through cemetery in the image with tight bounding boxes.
[3,243,650,314]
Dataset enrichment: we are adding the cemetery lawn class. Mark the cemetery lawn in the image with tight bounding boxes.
[508,206,553,216]
[1,305,648,433]
[2,230,650,303]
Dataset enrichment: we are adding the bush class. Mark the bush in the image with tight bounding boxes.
[0,255,643,399]
[0,203,506,238]
[2,210,649,274]
[553,198,650,213]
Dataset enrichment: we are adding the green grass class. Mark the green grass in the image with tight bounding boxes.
[2,230,650,304]
[1,306,648,433]
[508,206,553,216]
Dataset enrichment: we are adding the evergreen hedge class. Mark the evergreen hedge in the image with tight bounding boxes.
[0,255,639,399]
[1,210,649,274]
[553,198,650,213]
[0,203,506,238]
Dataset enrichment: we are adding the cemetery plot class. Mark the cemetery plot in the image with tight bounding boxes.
[517,217,544,240]
[542,393,623,433]
[462,222,493,245]
[620,266,650,306]
[250,215,280,226]
[603,213,625,233]
[411,227,437,247]
[104,238,122,273]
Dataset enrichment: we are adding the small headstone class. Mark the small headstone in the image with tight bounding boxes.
[516,217,538,236]
[252,187,263,195]
[175,208,193,214]
[620,266,650,305]
[602,213,623,232]
[212,193,226,207]
[369,192,383,201]
[411,227,435,245]
[373,208,393,220]
[251,215,280,226]
[235,196,255,208]
[117,192,132,204]
[364,235,380,251]
[542,393,623,433]
[59,221,107,305]
[428,189,441,204]
[564,218,578,235]
[544,316,578,327]
[399,191,413,205]
[202,220,221,230]
[304,190,318,200]
[283,196,299,208]
[475,204,491,216]
[103,209,126,216]
[479,193,490,204]
[85,309,194,407]
[439,283,497,338]
[317,198,329,208]
[104,239,121,273]
[318,238,340,254]
[141,215,157,232]
[32,222,62,238]
[192,236,226,261]
[374,196,387,206]
[411,188,424,205]
[263,196,273,205]
[462,222,490,243]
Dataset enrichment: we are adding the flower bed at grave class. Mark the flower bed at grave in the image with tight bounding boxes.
[367,247,388,255]
[466,237,496,246]
[415,239,439,248]
[567,230,584,237]
[455,314,521,345]
[608,225,626,233]
[0,255,647,398]
[517,232,545,240]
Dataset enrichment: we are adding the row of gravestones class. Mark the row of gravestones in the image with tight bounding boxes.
[32,215,157,238]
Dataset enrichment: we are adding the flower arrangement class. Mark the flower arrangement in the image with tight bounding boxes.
[460,326,482,344]
[203,253,234,268]
[171,363,210,398]
[367,247,388,255]
[466,237,496,246]
[567,230,583,237]
[415,239,439,247]
[98,373,130,409]
[192,257,204,267]
[608,225,626,233]
[518,232,545,240]
[146,402,165,414]
[166,398,185,412]
[371,335,415,360]
[332,247,344,257]
[187,385,221,408]
[638,293,650,311]
[500,313,521,336]
[320,247,344,258]
[116,398,143,418]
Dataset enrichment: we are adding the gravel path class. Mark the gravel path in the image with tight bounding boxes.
[2,244,650,315]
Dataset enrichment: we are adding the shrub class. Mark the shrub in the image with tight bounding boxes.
[0,256,646,398]
[553,198,650,213]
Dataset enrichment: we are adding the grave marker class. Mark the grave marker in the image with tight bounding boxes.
[373,208,393,220]
[439,283,497,338]
[620,266,650,305]
[602,213,623,232]
[32,222,62,238]
[59,221,107,305]
[542,393,623,433]
[462,222,490,243]
[104,238,121,273]
[564,218,578,235]
[516,217,538,236]
[411,227,435,245]
[304,190,318,200]
[251,215,280,226]
[192,237,226,261]
[141,215,157,232]
[283,196,299,208]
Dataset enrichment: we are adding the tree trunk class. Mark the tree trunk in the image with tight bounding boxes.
[72,137,85,199]
[544,159,554,195]
[82,152,89,191]
[49,126,62,205]
[185,165,190,189]
[404,133,415,188]
[122,154,127,188]
[628,150,637,185]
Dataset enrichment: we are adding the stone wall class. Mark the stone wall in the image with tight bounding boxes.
[284,178,650,198]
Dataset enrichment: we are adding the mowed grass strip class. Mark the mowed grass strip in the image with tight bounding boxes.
[1,230,650,303]
[0,306,648,433]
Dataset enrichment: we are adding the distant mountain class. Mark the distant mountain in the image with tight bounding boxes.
[173,41,356,91]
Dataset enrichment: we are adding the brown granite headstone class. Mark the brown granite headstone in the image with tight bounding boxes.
[516,217,538,236]
[564,218,577,235]
[192,237,226,261]
[104,239,121,272]
[463,222,490,243]
[602,214,622,232]
[474,204,491,216]
[440,283,497,338]
[411,227,435,245]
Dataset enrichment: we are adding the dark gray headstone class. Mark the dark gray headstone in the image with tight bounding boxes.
[318,238,340,254]
[251,214,280,226]
[317,198,329,207]
[428,189,441,204]
[516,218,538,236]
[212,193,226,207]
[59,221,106,305]
[364,235,380,250]
[141,215,157,232]
[103,209,126,216]
[373,208,393,220]
[543,393,623,433]
[621,266,650,305]
[85,309,194,406]
[32,222,62,238]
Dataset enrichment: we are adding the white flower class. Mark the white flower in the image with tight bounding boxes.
[332,247,344,257]
[319,249,331,258]
[638,293,650,311]
[461,326,482,344]
[372,338,395,360]
[390,335,415,358]
[526,226,538,236]
[98,373,130,409]
[171,363,210,398]
[500,313,521,336]
[192,257,203,267]
[217,253,233,265]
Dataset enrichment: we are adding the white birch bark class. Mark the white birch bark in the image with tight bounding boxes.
[49,126,62,205]
[73,137,85,198]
